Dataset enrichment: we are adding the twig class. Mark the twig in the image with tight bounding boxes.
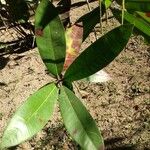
[0,14,17,40]
[98,0,103,34]
[32,35,36,48]
[15,24,27,37]
[86,0,92,11]
[0,14,7,29]
[122,0,125,25]
[73,82,83,99]
[105,8,108,24]
[86,0,98,41]
[28,3,35,13]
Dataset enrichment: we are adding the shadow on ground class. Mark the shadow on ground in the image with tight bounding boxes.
[105,137,136,150]
[7,124,149,150]
[0,56,9,70]
[0,34,35,56]
[0,34,35,69]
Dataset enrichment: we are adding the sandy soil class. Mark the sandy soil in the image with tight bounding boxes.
[0,1,150,150]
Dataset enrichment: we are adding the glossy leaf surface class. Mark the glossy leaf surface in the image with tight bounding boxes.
[112,9,150,39]
[35,0,66,77]
[59,86,104,150]
[124,12,150,36]
[136,12,150,24]
[77,6,105,41]
[1,83,58,149]
[64,24,133,82]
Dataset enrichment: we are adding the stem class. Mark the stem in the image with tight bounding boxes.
[0,14,17,40]
[99,0,103,34]
[73,82,82,99]
[122,0,125,25]
[86,0,97,41]
[56,77,63,88]
[105,8,108,24]
[86,0,91,11]
[32,36,36,48]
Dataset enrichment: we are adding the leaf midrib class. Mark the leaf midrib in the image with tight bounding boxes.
[63,88,99,150]
[48,22,58,76]
[25,85,56,123]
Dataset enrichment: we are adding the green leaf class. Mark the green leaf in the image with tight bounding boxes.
[59,86,104,150]
[116,0,150,12]
[77,6,105,41]
[1,83,58,149]
[35,0,66,77]
[64,24,133,82]
[125,0,150,12]
[136,12,150,24]
[62,80,73,91]
[112,9,150,42]
[123,12,150,36]
[103,0,112,9]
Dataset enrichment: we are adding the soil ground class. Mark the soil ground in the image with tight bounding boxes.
[0,1,150,150]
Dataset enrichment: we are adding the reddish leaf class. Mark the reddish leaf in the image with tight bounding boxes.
[146,12,150,17]
[63,23,83,71]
